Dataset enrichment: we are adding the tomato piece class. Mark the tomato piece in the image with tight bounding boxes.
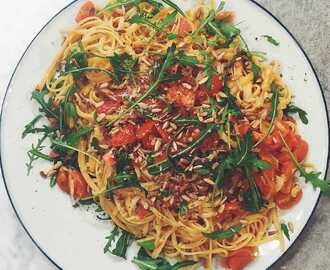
[209,76,224,95]
[97,100,121,115]
[293,138,308,162]
[108,124,136,146]
[261,131,283,151]
[142,134,155,150]
[56,167,69,193]
[221,247,254,270]
[155,123,171,143]
[102,151,116,167]
[280,160,295,194]
[178,18,193,37]
[75,1,96,22]
[236,120,250,137]
[166,85,195,109]
[199,132,219,152]
[136,120,156,140]
[277,151,291,163]
[215,11,235,22]
[69,170,91,199]
[136,205,149,219]
[225,200,241,211]
[275,189,302,209]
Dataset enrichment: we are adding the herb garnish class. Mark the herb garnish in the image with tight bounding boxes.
[136,239,155,251]
[262,35,280,46]
[281,223,290,241]
[178,201,188,216]
[203,224,242,240]
[104,226,134,259]
[284,103,308,124]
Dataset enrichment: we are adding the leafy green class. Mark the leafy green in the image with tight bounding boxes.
[200,50,217,88]
[65,127,94,147]
[167,33,177,40]
[31,89,58,119]
[262,35,280,46]
[284,103,308,125]
[279,133,330,195]
[173,117,201,125]
[130,14,160,31]
[176,51,200,66]
[178,201,188,216]
[22,115,43,138]
[132,247,196,270]
[158,11,177,30]
[203,224,242,240]
[252,63,261,83]
[64,47,88,79]
[104,226,133,259]
[49,175,57,188]
[281,223,290,241]
[101,0,140,13]
[109,53,138,85]
[137,239,155,251]
[254,82,280,147]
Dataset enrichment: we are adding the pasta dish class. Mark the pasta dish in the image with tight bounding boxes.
[22,1,329,269]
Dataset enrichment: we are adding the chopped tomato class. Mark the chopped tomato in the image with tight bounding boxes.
[178,18,193,38]
[166,85,195,109]
[75,1,96,23]
[56,167,90,199]
[144,98,166,110]
[155,123,171,142]
[215,11,235,22]
[97,100,121,115]
[136,205,149,219]
[136,120,156,140]
[275,189,302,209]
[261,131,283,151]
[141,134,155,150]
[102,151,116,167]
[221,247,255,270]
[277,151,291,163]
[225,200,241,211]
[108,124,136,146]
[56,167,70,193]
[279,160,295,194]
[236,120,250,137]
[199,132,219,152]
[209,75,224,95]
[69,170,91,199]
[293,138,308,162]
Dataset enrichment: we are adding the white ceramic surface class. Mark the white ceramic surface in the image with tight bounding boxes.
[1,0,328,270]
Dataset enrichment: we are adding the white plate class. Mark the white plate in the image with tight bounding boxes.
[1,0,329,269]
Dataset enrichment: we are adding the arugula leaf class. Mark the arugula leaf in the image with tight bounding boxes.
[129,14,160,31]
[111,230,133,258]
[176,51,200,66]
[49,175,57,188]
[174,116,201,125]
[160,0,185,17]
[167,33,177,40]
[200,50,217,88]
[65,127,94,147]
[101,0,140,13]
[137,239,155,251]
[281,223,290,241]
[64,48,88,79]
[104,226,120,253]
[64,102,78,125]
[284,103,308,125]
[279,133,330,195]
[203,224,242,240]
[159,11,177,30]
[31,89,58,119]
[22,115,43,138]
[132,247,196,270]
[109,53,138,85]
[262,35,280,46]
[178,201,188,216]
[252,63,261,83]
[254,82,280,147]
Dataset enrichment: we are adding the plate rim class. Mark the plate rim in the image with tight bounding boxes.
[1,0,329,269]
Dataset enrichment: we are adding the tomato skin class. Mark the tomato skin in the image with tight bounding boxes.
[221,247,254,270]
[75,1,96,22]
[279,160,295,194]
[56,167,70,193]
[108,124,136,146]
[70,170,91,199]
[178,18,193,37]
[275,190,302,209]
[166,85,195,109]
[97,100,121,115]
[261,131,283,152]
[199,132,220,152]
[293,138,308,162]
[215,11,235,22]
[136,205,148,219]
[225,200,241,211]
[141,135,155,150]
[136,120,156,140]
[102,152,116,167]
[236,120,250,137]
[209,76,224,95]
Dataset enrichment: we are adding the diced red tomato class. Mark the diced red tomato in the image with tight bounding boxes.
[155,123,171,143]
[199,132,220,152]
[75,1,96,23]
[221,247,255,270]
[279,160,295,194]
[166,85,195,109]
[56,167,90,199]
[178,18,193,38]
[97,100,121,115]
[144,98,166,110]
[225,200,241,211]
[236,120,250,137]
[261,131,283,152]
[56,167,70,193]
[209,75,224,95]
[108,124,136,146]
[215,11,235,22]
[136,205,149,219]
[69,170,91,199]
[136,120,156,140]
[293,138,308,162]
[275,189,302,209]
[141,135,155,150]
